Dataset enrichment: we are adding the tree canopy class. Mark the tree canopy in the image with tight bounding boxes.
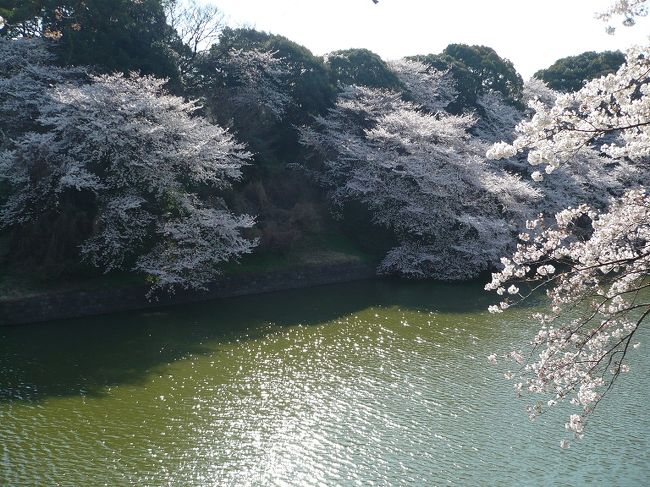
[325,48,403,90]
[213,28,336,119]
[0,0,179,80]
[534,50,626,92]
[409,44,523,112]
[442,44,523,101]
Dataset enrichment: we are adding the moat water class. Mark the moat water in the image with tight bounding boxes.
[1,279,648,485]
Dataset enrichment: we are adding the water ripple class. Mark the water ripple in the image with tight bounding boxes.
[1,280,649,485]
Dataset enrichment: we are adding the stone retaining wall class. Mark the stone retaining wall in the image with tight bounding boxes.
[0,261,377,326]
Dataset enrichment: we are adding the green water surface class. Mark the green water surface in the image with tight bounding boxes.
[1,279,648,485]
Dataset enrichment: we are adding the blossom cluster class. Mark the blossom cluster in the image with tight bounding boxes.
[222,48,293,120]
[484,19,650,442]
[300,65,539,279]
[486,190,650,446]
[388,59,458,113]
[596,0,648,30]
[487,46,650,178]
[0,39,257,294]
[0,38,86,142]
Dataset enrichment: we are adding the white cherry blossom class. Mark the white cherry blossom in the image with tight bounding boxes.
[0,41,256,294]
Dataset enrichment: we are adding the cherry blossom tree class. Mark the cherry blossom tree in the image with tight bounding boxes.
[597,0,648,30]
[485,189,650,447]
[473,91,523,144]
[487,46,650,174]
[300,52,638,283]
[212,47,293,121]
[189,44,295,144]
[388,58,458,113]
[0,40,256,293]
[487,77,641,214]
[0,37,85,143]
[485,35,650,445]
[300,71,539,279]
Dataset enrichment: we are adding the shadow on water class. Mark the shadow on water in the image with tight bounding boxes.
[0,278,518,403]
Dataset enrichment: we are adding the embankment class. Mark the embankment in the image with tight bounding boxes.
[0,261,377,326]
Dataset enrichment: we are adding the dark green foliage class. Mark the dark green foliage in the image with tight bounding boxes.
[215,28,336,121]
[326,48,403,90]
[337,200,397,257]
[443,44,522,101]
[183,28,342,256]
[411,44,523,112]
[193,28,336,164]
[0,0,179,80]
[0,0,44,37]
[5,187,97,276]
[534,50,626,92]
[408,53,478,112]
[224,170,333,256]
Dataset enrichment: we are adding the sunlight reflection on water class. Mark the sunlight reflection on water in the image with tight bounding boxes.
[0,279,649,485]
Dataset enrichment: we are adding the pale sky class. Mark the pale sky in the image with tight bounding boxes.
[205,0,649,78]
